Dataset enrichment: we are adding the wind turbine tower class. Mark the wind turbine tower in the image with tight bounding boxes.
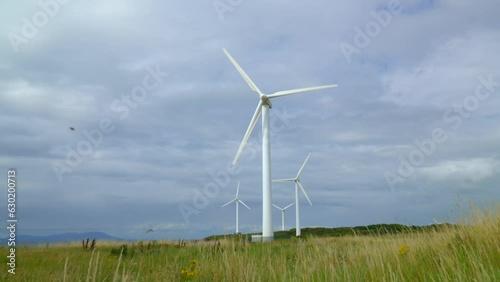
[274,153,313,236]
[273,203,294,231]
[223,49,336,241]
[221,181,250,234]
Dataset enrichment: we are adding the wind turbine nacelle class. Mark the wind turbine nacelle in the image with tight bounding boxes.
[260,96,272,107]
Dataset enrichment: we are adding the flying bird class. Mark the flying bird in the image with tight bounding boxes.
[146,229,155,233]
[69,127,75,131]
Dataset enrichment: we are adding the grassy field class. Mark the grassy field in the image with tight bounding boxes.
[2,204,498,281]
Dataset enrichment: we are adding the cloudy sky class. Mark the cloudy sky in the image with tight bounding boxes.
[1,0,499,240]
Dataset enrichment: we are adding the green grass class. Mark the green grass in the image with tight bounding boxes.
[2,203,499,281]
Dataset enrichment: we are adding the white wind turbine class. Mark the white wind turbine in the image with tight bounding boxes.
[273,153,313,236]
[273,203,295,231]
[223,48,337,241]
[221,181,251,234]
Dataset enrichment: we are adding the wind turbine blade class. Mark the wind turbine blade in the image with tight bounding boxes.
[232,101,263,165]
[221,198,236,207]
[236,181,240,198]
[267,84,337,98]
[297,181,312,206]
[284,203,295,210]
[238,200,251,210]
[222,48,262,94]
[272,178,296,182]
[272,204,282,210]
[297,153,312,178]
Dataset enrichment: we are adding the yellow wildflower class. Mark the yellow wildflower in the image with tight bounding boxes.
[399,245,410,256]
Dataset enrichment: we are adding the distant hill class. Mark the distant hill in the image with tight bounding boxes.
[203,223,457,241]
[1,232,125,246]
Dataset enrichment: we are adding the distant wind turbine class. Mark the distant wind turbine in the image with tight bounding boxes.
[223,49,337,240]
[273,203,294,231]
[273,153,313,236]
[221,181,250,234]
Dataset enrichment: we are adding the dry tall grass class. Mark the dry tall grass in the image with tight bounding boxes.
[2,203,498,281]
